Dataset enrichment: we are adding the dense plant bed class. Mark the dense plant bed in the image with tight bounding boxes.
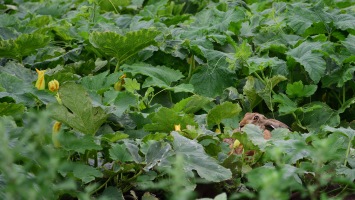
[0,0,354,199]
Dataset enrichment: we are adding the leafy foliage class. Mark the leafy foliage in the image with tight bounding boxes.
[1,0,355,199]
[48,82,107,135]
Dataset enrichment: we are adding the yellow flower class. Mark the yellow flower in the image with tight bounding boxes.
[48,79,59,92]
[233,139,241,148]
[35,68,46,90]
[52,121,62,148]
[174,124,181,131]
[114,74,126,91]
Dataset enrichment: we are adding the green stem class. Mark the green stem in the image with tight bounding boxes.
[342,85,346,105]
[148,88,168,105]
[90,176,112,195]
[94,150,98,168]
[331,90,342,106]
[187,55,195,81]
[114,60,120,73]
[107,0,119,14]
[344,136,353,166]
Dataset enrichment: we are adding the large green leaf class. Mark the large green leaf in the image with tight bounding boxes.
[105,91,138,117]
[172,95,212,114]
[59,132,102,154]
[286,5,332,35]
[189,48,235,98]
[0,33,50,60]
[81,71,121,92]
[144,108,197,133]
[286,81,317,98]
[256,75,287,111]
[109,143,134,162]
[144,141,172,171]
[172,132,232,182]
[0,103,25,117]
[272,94,298,115]
[192,7,245,32]
[89,29,160,63]
[59,162,103,184]
[121,63,184,88]
[298,102,340,132]
[243,76,263,110]
[342,34,355,54]
[334,14,355,31]
[286,41,327,83]
[207,102,241,127]
[242,124,269,151]
[48,82,107,135]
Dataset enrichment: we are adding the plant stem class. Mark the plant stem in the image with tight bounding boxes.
[114,60,120,73]
[107,0,119,14]
[344,136,353,166]
[342,85,346,105]
[187,55,195,81]
[90,176,112,195]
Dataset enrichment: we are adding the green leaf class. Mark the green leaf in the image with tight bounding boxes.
[298,102,340,132]
[81,71,121,92]
[334,14,355,31]
[59,132,102,154]
[173,95,212,114]
[207,102,241,127]
[101,132,129,143]
[144,141,172,171]
[337,97,355,114]
[235,40,252,61]
[256,75,287,111]
[106,91,138,117]
[323,126,355,140]
[144,108,197,133]
[342,34,355,54]
[99,187,124,200]
[89,29,160,63]
[122,63,184,88]
[286,5,332,35]
[286,81,317,98]
[322,64,355,88]
[336,167,355,182]
[242,124,269,151]
[48,82,107,135]
[272,94,298,115]
[189,48,235,98]
[243,76,262,110]
[172,132,232,182]
[124,78,141,93]
[109,143,134,162]
[0,33,50,60]
[286,41,326,83]
[0,103,25,117]
[59,162,103,184]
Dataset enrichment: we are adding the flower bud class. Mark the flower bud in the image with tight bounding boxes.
[52,121,62,148]
[48,79,59,92]
[35,68,46,90]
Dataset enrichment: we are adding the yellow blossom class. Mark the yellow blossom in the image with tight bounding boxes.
[174,124,181,131]
[52,121,62,148]
[35,68,46,90]
[48,79,59,92]
[114,74,126,91]
[233,139,241,148]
